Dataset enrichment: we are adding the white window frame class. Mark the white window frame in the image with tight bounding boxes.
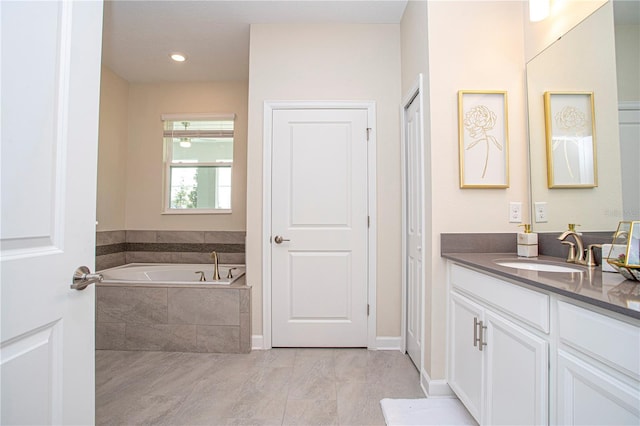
[161,113,235,215]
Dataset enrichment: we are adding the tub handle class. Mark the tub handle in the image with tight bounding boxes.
[195,271,206,282]
[226,267,238,279]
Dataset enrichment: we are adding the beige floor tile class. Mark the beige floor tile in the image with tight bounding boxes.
[95,348,424,425]
[282,399,339,426]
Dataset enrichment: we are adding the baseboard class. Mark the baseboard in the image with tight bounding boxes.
[375,336,402,351]
[420,368,454,397]
[251,335,264,350]
[251,335,404,351]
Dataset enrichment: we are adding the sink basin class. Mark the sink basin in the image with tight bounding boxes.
[494,260,583,273]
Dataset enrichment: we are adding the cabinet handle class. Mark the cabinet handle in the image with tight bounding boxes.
[473,317,480,347]
[478,320,487,351]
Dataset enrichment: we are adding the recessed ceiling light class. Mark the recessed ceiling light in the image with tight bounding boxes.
[170,52,187,62]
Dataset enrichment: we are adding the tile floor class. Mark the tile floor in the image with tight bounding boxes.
[96,348,425,425]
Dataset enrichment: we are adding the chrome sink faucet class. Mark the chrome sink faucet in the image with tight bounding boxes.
[558,224,585,264]
[210,251,221,280]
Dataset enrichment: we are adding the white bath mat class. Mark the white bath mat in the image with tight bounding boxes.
[380,398,477,426]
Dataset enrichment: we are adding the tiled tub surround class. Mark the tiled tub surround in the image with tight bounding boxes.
[96,277,251,353]
[96,230,246,271]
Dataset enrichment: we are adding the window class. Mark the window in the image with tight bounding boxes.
[162,114,235,213]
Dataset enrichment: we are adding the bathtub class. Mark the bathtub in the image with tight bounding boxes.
[96,263,251,353]
[99,263,246,286]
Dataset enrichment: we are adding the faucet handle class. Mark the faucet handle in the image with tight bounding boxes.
[226,267,238,279]
[561,241,577,263]
[585,244,603,268]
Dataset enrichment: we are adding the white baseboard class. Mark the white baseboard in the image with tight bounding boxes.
[375,336,402,351]
[251,335,405,351]
[420,368,454,397]
[251,335,265,350]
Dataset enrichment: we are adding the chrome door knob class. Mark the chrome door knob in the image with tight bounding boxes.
[274,235,290,244]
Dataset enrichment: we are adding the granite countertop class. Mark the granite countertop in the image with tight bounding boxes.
[442,252,640,320]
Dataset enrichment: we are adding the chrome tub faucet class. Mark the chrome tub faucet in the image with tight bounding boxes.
[210,251,221,280]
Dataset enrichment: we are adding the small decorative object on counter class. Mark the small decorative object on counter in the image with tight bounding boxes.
[606,221,640,281]
[517,224,538,258]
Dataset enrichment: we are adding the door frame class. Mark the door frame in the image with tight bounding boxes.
[262,100,377,349]
[400,75,426,372]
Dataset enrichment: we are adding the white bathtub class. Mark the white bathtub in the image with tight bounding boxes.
[99,263,246,286]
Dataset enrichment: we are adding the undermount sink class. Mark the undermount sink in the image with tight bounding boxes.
[494,260,584,273]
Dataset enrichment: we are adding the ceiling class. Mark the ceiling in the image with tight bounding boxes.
[101,0,409,83]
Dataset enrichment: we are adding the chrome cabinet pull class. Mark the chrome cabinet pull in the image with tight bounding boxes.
[478,320,488,351]
[473,317,480,347]
[71,266,103,290]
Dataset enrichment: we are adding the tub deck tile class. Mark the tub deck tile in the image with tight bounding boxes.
[125,323,197,352]
[196,325,240,353]
[97,287,168,324]
[168,288,240,326]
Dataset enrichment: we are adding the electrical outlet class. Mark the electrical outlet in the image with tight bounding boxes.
[534,202,548,223]
[509,202,522,223]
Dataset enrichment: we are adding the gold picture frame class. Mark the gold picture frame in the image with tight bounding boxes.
[458,90,510,188]
[544,91,597,188]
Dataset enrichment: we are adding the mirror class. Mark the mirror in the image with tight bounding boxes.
[527,1,639,232]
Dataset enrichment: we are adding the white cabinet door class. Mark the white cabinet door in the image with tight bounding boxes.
[484,311,549,425]
[557,350,640,425]
[449,291,484,422]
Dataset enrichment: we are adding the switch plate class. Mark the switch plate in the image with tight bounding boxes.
[535,202,548,223]
[509,202,522,223]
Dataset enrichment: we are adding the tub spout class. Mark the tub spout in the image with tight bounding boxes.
[210,251,221,280]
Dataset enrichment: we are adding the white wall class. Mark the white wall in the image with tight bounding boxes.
[401,1,529,381]
[400,0,435,381]
[96,66,128,231]
[125,81,248,231]
[246,24,402,340]
[615,23,640,102]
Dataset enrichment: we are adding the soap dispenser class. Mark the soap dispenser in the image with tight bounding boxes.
[517,224,538,258]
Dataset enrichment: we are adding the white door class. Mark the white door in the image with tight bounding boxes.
[619,104,640,220]
[404,93,423,368]
[484,311,548,425]
[0,2,103,424]
[271,108,369,347]
[448,291,484,422]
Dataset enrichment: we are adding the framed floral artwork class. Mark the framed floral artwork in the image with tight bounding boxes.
[458,91,510,188]
[543,92,597,188]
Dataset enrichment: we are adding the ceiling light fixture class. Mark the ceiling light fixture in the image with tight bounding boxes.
[529,0,549,22]
[170,52,187,62]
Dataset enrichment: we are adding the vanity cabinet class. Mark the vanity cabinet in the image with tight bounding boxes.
[447,260,640,426]
[448,264,549,425]
[556,301,640,425]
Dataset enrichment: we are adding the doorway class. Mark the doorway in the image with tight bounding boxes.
[262,101,377,348]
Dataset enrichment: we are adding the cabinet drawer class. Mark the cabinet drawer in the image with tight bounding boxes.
[450,263,550,333]
[558,301,640,380]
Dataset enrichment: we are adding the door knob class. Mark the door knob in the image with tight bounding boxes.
[71,266,103,290]
[274,235,290,244]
